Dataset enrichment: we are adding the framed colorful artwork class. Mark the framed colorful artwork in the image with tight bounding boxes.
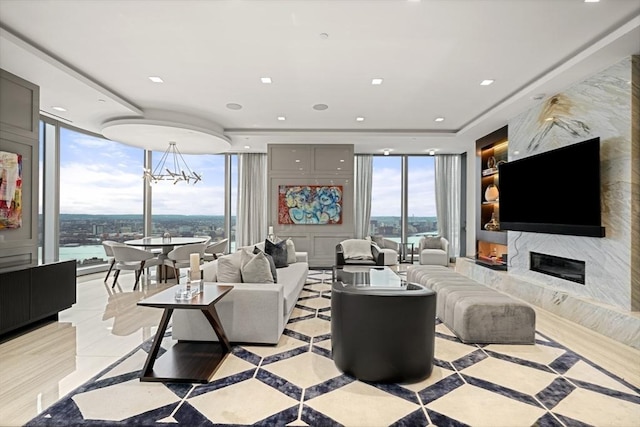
[0,151,22,229]
[278,185,342,225]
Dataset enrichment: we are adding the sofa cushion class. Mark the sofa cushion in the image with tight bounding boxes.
[284,238,297,264]
[265,239,289,268]
[217,250,243,283]
[253,246,278,283]
[241,250,274,283]
[422,236,443,249]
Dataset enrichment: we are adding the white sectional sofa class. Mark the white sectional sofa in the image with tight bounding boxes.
[172,251,309,344]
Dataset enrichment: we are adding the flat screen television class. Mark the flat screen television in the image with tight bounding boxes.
[497,137,605,237]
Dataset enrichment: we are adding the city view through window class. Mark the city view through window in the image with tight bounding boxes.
[47,125,437,268]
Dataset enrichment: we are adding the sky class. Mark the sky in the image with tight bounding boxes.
[53,127,436,217]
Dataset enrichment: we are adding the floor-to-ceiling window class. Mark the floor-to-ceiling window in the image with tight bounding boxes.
[58,127,144,267]
[150,152,228,244]
[370,155,437,249]
[370,155,402,239]
[407,155,438,246]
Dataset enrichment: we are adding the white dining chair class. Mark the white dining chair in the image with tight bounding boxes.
[111,245,163,290]
[203,238,229,261]
[101,240,126,282]
[162,242,208,283]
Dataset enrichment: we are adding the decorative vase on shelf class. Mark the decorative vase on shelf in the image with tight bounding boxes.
[484,184,499,202]
[484,212,500,231]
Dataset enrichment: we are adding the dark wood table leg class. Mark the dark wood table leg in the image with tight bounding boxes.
[141,307,173,378]
[202,305,231,352]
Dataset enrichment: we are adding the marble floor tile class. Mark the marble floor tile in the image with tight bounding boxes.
[552,387,640,426]
[460,357,558,395]
[263,351,343,388]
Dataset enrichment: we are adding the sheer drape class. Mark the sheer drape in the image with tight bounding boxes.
[237,153,267,247]
[354,154,373,239]
[435,154,461,260]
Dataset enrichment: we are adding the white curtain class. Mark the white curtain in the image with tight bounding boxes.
[237,153,268,247]
[435,154,461,260]
[354,154,373,239]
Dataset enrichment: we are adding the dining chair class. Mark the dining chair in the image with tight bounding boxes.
[111,245,163,290]
[163,242,208,283]
[102,240,126,282]
[203,238,229,261]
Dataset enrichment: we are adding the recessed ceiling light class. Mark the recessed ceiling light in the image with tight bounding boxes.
[356,117,365,122]
[226,103,243,110]
[312,104,329,111]
[371,78,383,85]
[434,117,445,122]
[319,33,329,39]
[428,150,435,156]
[340,159,345,162]
[261,77,272,84]
[480,79,495,86]
[52,106,67,112]
[277,116,286,121]
[383,149,390,156]
[148,76,164,83]
[337,167,342,170]
[244,145,251,149]
[295,159,300,163]
[584,0,599,2]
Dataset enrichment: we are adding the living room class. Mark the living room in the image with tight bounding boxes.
[1,1,639,426]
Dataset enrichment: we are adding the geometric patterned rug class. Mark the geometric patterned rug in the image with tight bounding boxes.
[27,270,640,426]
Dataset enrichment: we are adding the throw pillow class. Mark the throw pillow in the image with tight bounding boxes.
[284,238,296,264]
[340,239,373,260]
[253,246,278,283]
[265,239,289,268]
[216,250,243,282]
[240,250,274,283]
[423,236,443,249]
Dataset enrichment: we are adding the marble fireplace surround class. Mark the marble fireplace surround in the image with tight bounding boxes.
[462,56,639,349]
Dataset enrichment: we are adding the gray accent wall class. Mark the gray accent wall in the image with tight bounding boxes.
[268,144,354,267]
[0,69,39,272]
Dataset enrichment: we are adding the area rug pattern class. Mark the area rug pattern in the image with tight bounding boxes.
[28,270,640,426]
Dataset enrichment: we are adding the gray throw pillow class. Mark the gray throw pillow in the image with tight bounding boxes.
[423,236,443,249]
[240,250,274,283]
[265,239,289,268]
[254,246,278,283]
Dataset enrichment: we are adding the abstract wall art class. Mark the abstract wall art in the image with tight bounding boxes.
[0,151,22,229]
[278,185,342,224]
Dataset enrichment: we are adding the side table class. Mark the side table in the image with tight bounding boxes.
[137,283,233,383]
[399,242,415,263]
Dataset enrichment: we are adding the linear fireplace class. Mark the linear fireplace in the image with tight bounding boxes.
[530,252,585,285]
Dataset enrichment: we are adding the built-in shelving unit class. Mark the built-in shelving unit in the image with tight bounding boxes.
[476,126,508,270]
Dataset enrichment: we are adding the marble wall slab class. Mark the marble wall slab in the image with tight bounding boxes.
[507,56,638,311]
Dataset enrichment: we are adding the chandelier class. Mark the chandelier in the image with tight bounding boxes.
[143,142,202,184]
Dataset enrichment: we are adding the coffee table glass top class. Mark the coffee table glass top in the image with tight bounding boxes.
[333,266,405,289]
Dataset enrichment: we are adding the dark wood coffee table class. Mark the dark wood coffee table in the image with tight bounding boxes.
[137,284,233,383]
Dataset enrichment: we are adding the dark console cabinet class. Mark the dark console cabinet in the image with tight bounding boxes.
[0,260,76,336]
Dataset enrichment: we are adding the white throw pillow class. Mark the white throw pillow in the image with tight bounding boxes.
[217,250,243,283]
[340,239,373,260]
[240,250,274,283]
[285,238,296,264]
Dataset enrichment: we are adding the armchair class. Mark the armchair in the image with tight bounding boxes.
[335,239,385,267]
[418,236,449,266]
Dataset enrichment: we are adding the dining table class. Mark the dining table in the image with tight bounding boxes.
[124,236,209,282]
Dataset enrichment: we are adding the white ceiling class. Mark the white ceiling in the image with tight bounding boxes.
[0,0,639,155]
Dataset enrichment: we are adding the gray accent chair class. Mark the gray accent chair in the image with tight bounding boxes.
[335,242,385,267]
[418,236,449,266]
